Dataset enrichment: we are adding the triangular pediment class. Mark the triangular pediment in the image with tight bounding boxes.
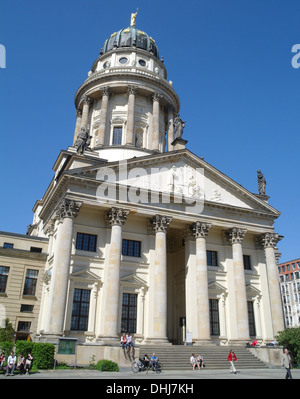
[54,149,280,219]
[208,281,227,294]
[246,283,262,299]
[70,268,101,283]
[120,273,147,287]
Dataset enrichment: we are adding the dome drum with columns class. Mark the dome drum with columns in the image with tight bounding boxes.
[73,16,181,162]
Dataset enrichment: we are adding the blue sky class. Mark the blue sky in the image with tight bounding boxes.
[0,0,299,262]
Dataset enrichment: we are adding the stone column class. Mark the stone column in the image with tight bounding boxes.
[152,92,162,151]
[190,221,212,343]
[73,109,82,146]
[136,286,146,337]
[126,86,137,145]
[47,199,81,336]
[81,96,93,129]
[261,232,284,336]
[167,105,174,151]
[219,293,228,340]
[87,283,98,333]
[103,207,129,340]
[225,227,250,342]
[98,86,110,146]
[149,214,172,342]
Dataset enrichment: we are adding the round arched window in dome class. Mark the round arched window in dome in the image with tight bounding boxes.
[103,60,110,69]
[138,59,147,67]
[119,57,128,65]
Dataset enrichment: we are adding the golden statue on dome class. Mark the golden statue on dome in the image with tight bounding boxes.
[130,8,138,27]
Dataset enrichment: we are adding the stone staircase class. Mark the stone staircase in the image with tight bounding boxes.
[137,345,268,370]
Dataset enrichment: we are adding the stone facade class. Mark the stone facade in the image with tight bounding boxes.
[278,258,300,328]
[1,18,285,359]
[0,232,48,339]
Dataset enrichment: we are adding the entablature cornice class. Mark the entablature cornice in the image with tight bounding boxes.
[74,70,180,111]
[0,247,48,261]
[38,176,279,236]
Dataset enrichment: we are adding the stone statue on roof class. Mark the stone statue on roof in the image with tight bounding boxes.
[74,126,92,155]
[257,170,266,195]
[173,114,185,139]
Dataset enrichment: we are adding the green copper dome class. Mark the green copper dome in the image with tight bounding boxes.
[102,26,159,59]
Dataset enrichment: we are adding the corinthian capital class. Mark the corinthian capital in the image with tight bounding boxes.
[57,199,82,221]
[127,85,138,96]
[260,232,283,249]
[44,220,55,236]
[191,221,212,239]
[82,95,93,105]
[152,91,163,102]
[150,214,173,233]
[100,86,111,97]
[106,207,129,226]
[225,227,247,244]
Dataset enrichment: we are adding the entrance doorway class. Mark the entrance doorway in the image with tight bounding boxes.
[166,228,186,344]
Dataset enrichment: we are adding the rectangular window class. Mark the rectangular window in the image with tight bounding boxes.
[71,288,90,331]
[209,299,220,335]
[75,233,97,252]
[121,293,137,333]
[243,255,251,270]
[3,243,13,249]
[207,250,218,266]
[0,266,9,293]
[122,239,141,257]
[17,321,31,332]
[23,269,38,296]
[248,301,256,336]
[112,126,122,145]
[30,247,42,253]
[20,304,34,313]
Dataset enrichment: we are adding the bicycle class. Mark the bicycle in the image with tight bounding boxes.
[131,359,146,373]
[131,359,163,374]
[150,361,163,373]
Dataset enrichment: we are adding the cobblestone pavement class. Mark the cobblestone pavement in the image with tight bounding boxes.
[0,367,299,379]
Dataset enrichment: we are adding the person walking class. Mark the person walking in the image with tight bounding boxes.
[227,349,238,374]
[282,348,293,379]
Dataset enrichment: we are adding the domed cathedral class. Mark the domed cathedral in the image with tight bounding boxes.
[31,11,284,364]
[72,12,181,160]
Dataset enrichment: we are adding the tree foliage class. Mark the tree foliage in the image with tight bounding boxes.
[276,327,300,364]
[0,318,14,342]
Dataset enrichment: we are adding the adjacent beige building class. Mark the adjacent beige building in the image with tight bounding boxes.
[0,231,48,340]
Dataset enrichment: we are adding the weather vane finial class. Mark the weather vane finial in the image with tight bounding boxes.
[130,8,138,27]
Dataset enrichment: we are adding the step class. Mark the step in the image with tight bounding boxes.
[137,345,268,369]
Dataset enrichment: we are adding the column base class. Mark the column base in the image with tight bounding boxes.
[143,337,172,345]
[192,339,216,346]
[37,332,64,344]
[227,339,251,346]
[96,335,120,346]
